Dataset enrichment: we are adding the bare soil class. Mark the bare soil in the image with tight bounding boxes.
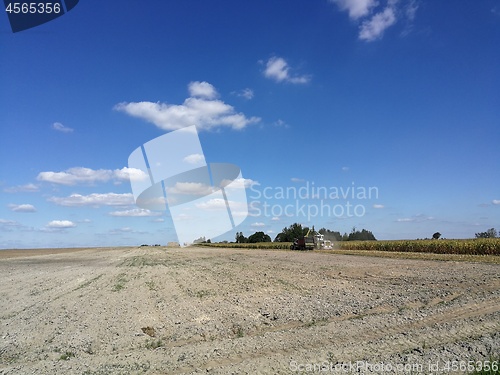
[0,246,499,374]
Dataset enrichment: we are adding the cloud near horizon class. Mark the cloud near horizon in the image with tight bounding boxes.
[8,204,36,213]
[114,81,260,132]
[37,167,148,186]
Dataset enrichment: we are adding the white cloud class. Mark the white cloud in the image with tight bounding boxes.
[493,200,500,205]
[47,220,76,229]
[405,0,418,21]
[330,0,417,41]
[37,167,148,185]
[235,88,254,100]
[113,167,149,182]
[373,204,385,209]
[263,57,310,84]
[48,193,134,207]
[220,178,258,189]
[109,208,162,217]
[114,82,260,131]
[271,216,280,221]
[38,167,112,185]
[291,177,305,183]
[4,183,39,193]
[167,182,214,196]
[195,198,227,210]
[8,204,36,213]
[251,222,265,227]
[52,122,74,133]
[274,119,289,128]
[183,153,205,165]
[330,0,378,19]
[188,81,218,99]
[396,214,434,223]
[0,219,21,227]
[359,6,396,41]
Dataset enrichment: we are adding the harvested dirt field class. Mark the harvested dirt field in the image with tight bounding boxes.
[0,246,499,374]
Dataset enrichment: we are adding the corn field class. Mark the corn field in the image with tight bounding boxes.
[198,242,293,250]
[199,238,500,255]
[337,238,500,255]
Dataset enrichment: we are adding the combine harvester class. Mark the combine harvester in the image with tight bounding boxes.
[290,227,332,251]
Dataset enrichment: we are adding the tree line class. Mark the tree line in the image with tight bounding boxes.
[236,223,376,243]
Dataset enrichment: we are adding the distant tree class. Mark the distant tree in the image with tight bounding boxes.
[248,231,271,243]
[318,227,342,241]
[475,228,497,238]
[432,232,441,240]
[347,228,376,241]
[235,232,247,243]
[193,236,206,244]
[274,223,309,242]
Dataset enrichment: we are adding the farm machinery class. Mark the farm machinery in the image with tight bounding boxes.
[290,227,333,250]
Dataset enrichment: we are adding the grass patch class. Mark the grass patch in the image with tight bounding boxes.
[145,280,158,291]
[112,273,128,292]
[232,325,244,338]
[121,256,169,268]
[74,274,103,291]
[185,288,214,298]
[145,338,164,349]
[59,351,75,361]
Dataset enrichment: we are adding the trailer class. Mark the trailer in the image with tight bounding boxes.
[290,236,315,250]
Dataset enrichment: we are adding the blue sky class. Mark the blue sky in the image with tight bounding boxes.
[1,0,499,248]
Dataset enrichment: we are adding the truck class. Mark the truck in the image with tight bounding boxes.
[290,226,333,251]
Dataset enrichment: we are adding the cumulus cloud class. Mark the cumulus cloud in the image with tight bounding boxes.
[8,204,36,213]
[195,198,227,210]
[37,167,148,186]
[48,193,134,207]
[52,122,74,133]
[188,81,218,99]
[493,200,500,205]
[47,220,76,229]
[373,204,385,209]
[291,177,305,183]
[183,153,205,165]
[114,81,260,131]
[220,178,258,189]
[263,57,310,84]
[109,208,162,217]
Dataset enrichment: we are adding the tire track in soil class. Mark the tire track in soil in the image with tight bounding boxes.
[164,297,500,374]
